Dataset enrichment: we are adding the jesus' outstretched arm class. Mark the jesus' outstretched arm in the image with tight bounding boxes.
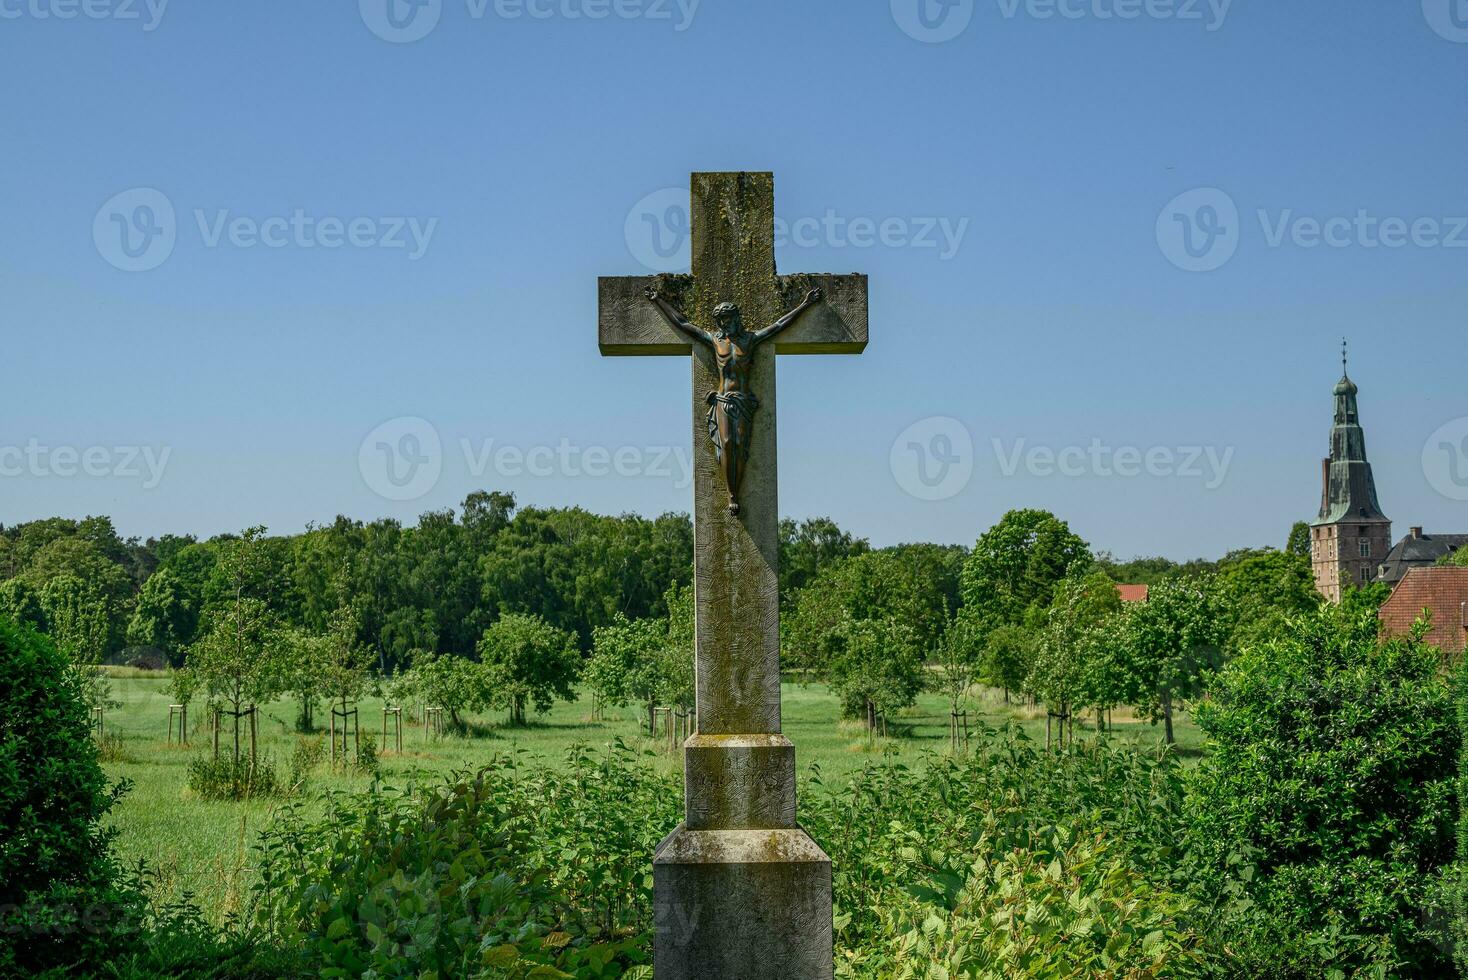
[644,287,710,346]
[752,288,823,343]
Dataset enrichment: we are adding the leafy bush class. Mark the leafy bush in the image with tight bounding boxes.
[1186,606,1456,977]
[870,829,1207,979]
[186,753,279,801]
[244,725,1222,978]
[285,735,326,792]
[801,724,1214,976]
[251,741,678,978]
[0,614,142,975]
[354,732,380,778]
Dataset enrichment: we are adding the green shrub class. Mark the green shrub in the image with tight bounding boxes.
[1187,606,1456,977]
[186,753,279,801]
[1454,665,1468,974]
[872,829,1207,978]
[0,614,142,975]
[800,724,1214,976]
[353,732,379,777]
[285,735,325,792]
[251,741,677,978]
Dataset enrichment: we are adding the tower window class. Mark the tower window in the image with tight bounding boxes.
[1359,541,1371,558]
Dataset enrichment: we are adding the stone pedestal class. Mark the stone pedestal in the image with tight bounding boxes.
[653,825,832,980]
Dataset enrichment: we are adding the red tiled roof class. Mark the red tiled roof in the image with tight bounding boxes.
[1117,584,1150,603]
[1379,567,1468,653]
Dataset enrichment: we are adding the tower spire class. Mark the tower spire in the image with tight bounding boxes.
[1311,348,1390,602]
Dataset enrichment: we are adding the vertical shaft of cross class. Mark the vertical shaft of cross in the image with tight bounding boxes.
[689,172,783,737]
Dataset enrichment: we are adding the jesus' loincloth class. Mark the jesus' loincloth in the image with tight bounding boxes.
[706,389,759,464]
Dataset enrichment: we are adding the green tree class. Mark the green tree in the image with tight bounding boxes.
[1216,547,1318,651]
[586,613,663,724]
[1122,576,1228,744]
[478,613,581,726]
[825,616,926,728]
[980,622,1034,703]
[1187,606,1456,977]
[188,529,283,765]
[959,509,1091,644]
[1285,520,1312,556]
[935,614,979,748]
[1027,573,1121,746]
[126,565,199,665]
[785,547,955,677]
[407,653,491,730]
[0,614,141,975]
[778,516,869,600]
[0,578,44,630]
[39,574,114,665]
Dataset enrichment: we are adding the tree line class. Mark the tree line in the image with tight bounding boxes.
[1,496,1358,747]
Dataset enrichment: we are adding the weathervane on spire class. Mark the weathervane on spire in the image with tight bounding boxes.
[1342,337,1349,376]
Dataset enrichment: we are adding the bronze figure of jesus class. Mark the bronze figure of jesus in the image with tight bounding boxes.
[645,286,824,515]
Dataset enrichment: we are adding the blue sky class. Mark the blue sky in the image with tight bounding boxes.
[2,0,1465,559]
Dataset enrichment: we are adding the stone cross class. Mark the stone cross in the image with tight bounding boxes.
[599,172,867,978]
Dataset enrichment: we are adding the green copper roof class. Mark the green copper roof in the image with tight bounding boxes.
[1313,369,1390,526]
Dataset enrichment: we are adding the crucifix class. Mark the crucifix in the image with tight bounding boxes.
[599,172,867,977]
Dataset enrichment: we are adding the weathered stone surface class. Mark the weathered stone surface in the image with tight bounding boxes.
[684,734,796,831]
[653,824,833,980]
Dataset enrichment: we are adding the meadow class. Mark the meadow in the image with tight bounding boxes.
[98,668,1202,925]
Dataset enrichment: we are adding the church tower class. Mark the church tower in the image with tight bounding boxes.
[1309,343,1392,602]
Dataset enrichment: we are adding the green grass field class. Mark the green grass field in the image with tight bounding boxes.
[99,671,1202,924]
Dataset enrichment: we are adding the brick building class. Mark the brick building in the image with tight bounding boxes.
[1378,566,1468,655]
